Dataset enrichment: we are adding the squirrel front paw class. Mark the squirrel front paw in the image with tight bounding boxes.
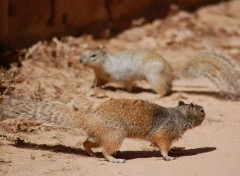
[163,156,175,161]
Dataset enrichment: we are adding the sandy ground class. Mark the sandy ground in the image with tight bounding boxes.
[1,0,240,175]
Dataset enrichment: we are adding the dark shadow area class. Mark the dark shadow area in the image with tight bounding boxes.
[12,138,89,156]
[0,49,23,68]
[132,86,156,94]
[103,86,233,100]
[170,147,217,157]
[103,85,155,94]
[99,85,238,101]
[97,85,126,92]
[116,147,216,160]
[172,90,220,97]
[12,139,216,160]
[172,90,239,101]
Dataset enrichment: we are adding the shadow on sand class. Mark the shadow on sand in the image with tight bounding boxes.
[12,139,216,160]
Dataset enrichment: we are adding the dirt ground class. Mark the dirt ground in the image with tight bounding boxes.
[1,0,240,175]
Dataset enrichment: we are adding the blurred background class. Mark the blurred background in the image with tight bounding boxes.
[0,0,227,49]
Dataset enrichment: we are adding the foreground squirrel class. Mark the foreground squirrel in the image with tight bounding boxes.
[80,48,240,98]
[0,96,205,163]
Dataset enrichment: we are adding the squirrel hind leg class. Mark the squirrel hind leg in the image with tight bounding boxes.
[93,77,108,87]
[102,151,126,163]
[101,135,126,163]
[83,137,100,157]
[146,75,171,97]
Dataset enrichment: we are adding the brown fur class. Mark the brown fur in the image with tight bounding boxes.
[0,97,205,163]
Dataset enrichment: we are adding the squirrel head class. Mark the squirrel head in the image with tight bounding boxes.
[79,46,108,68]
[178,101,205,128]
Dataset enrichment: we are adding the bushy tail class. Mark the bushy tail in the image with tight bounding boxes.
[0,96,80,127]
[181,52,240,100]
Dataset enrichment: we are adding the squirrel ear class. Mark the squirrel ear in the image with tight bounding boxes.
[178,101,185,106]
[97,45,107,55]
[189,103,194,111]
[189,103,195,116]
[97,45,106,50]
[96,45,101,50]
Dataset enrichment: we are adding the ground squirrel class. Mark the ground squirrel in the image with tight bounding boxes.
[80,48,174,97]
[80,48,240,99]
[0,96,205,163]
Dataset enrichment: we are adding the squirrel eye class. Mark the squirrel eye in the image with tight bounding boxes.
[90,53,96,58]
[200,109,205,114]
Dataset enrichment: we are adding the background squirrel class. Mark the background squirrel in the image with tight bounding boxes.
[80,48,240,99]
[0,96,205,163]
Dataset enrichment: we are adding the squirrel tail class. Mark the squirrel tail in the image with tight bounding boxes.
[0,96,81,127]
[180,52,240,100]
